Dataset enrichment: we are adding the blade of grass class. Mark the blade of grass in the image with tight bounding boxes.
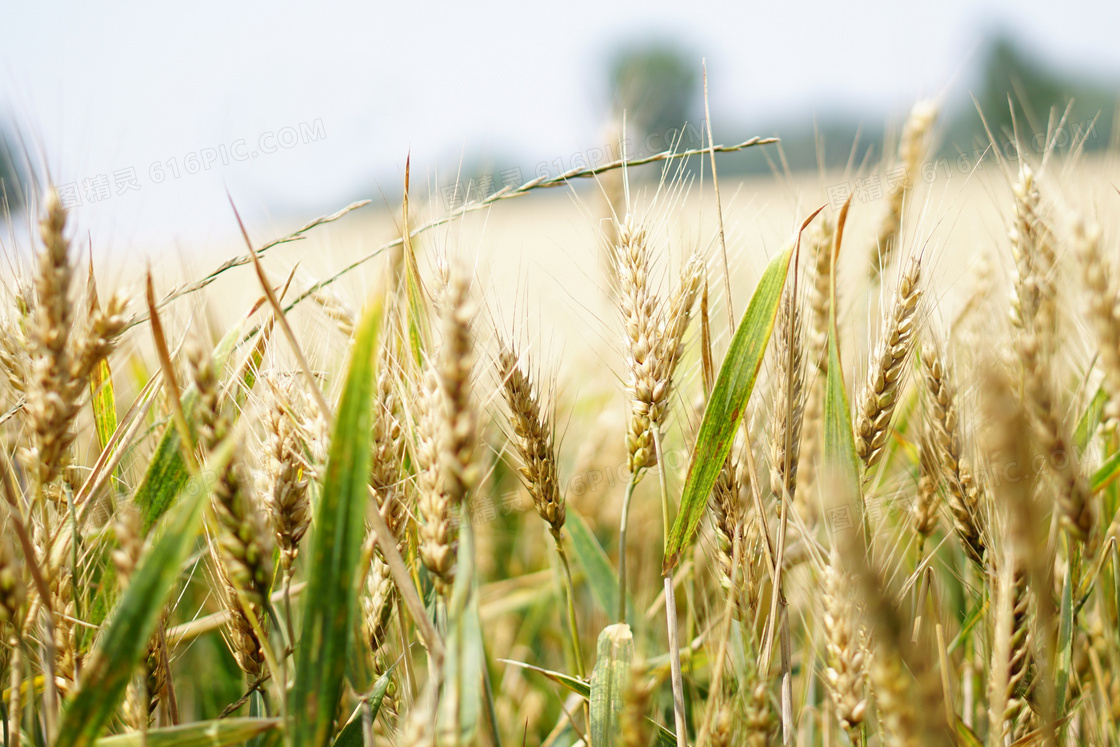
[500,659,678,745]
[1092,448,1120,493]
[590,623,633,747]
[55,441,236,747]
[291,300,381,747]
[568,509,633,626]
[330,662,399,747]
[662,245,795,573]
[280,138,778,322]
[87,258,117,452]
[124,200,371,331]
[92,718,279,747]
[1055,560,1074,728]
[400,156,430,368]
[822,197,860,505]
[1074,385,1107,454]
[133,313,252,530]
[498,660,590,699]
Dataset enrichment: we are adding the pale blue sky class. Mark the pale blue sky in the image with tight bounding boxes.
[2,0,1119,247]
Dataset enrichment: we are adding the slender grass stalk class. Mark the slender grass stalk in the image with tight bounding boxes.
[555,542,584,680]
[653,428,687,747]
[617,472,639,624]
[9,635,21,747]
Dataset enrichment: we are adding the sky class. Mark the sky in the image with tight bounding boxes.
[2,0,1119,250]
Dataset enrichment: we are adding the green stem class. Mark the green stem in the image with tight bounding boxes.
[653,428,687,747]
[281,568,296,657]
[617,472,639,623]
[554,540,584,680]
[360,698,374,747]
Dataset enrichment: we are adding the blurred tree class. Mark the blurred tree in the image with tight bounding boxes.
[609,44,699,149]
[0,123,26,215]
[973,32,1115,150]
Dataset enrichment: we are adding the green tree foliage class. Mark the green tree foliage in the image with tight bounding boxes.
[609,43,699,144]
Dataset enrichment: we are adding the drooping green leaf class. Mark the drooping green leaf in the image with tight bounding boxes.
[499,659,590,699]
[233,318,272,409]
[663,247,792,573]
[438,515,483,744]
[1092,447,1120,493]
[133,322,244,531]
[590,623,633,747]
[823,315,860,500]
[1075,385,1107,454]
[292,301,381,747]
[822,200,862,521]
[500,658,677,746]
[92,718,279,747]
[86,259,118,452]
[89,359,117,453]
[954,719,984,747]
[331,663,399,747]
[56,442,235,747]
[568,510,633,625]
[1055,560,1074,722]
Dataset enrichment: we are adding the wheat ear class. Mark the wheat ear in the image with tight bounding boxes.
[855,253,923,472]
[769,287,806,504]
[1074,218,1120,432]
[921,340,986,566]
[21,190,126,490]
[822,548,869,735]
[709,433,748,616]
[435,261,478,507]
[188,342,275,609]
[793,214,835,515]
[415,366,456,596]
[497,339,584,678]
[871,100,937,280]
[261,376,312,574]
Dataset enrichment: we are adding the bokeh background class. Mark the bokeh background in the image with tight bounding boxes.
[2,0,1119,251]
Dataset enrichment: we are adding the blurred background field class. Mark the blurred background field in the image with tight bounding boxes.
[3,2,1120,744]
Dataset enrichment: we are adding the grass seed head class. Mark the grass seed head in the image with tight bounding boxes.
[497,340,565,540]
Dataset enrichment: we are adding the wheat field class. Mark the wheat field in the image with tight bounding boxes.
[0,104,1119,747]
